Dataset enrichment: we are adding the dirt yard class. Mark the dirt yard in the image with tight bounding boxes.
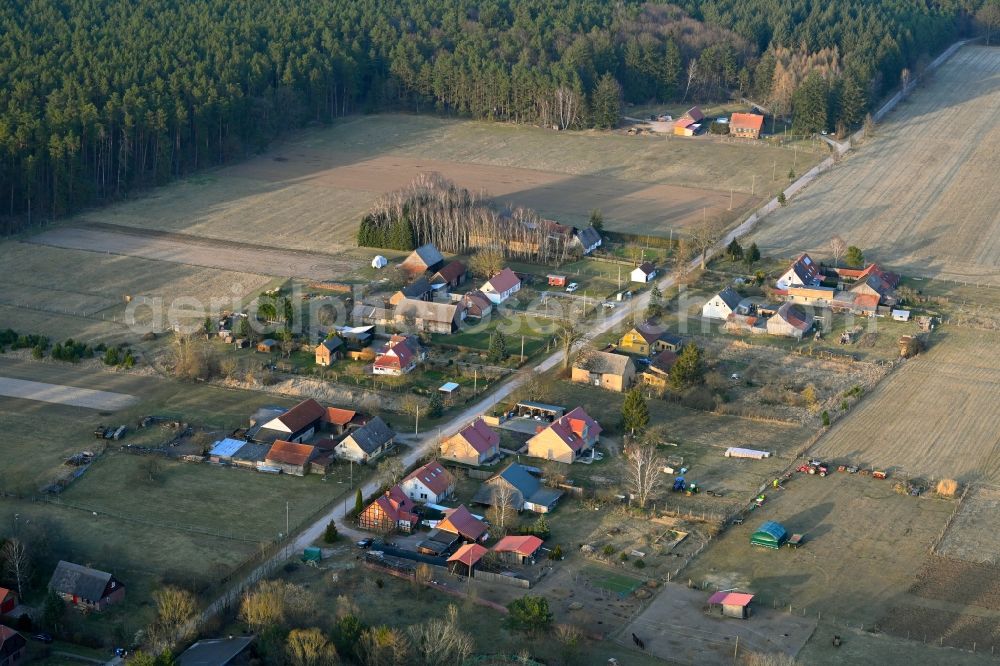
[622,582,816,665]
[936,485,1000,564]
[750,46,1000,285]
[809,329,1000,485]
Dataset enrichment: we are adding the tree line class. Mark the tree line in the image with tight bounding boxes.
[1,0,992,231]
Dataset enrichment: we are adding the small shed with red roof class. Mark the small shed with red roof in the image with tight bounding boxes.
[264,440,316,476]
[492,535,544,564]
[707,591,755,619]
[447,543,489,576]
[438,505,488,542]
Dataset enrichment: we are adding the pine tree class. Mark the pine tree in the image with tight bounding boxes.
[427,392,443,418]
[778,192,787,207]
[589,209,604,232]
[726,239,743,262]
[744,242,761,268]
[846,246,865,267]
[488,331,508,362]
[591,73,621,129]
[354,488,363,515]
[324,520,339,543]
[670,343,705,390]
[792,73,830,134]
[839,75,867,128]
[621,387,650,434]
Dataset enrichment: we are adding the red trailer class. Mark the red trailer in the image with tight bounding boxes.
[547,275,567,287]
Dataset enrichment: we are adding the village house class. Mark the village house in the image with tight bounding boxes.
[400,243,445,277]
[437,504,488,542]
[850,273,897,305]
[832,263,900,289]
[314,336,344,366]
[674,106,705,136]
[641,349,678,390]
[729,112,765,139]
[492,535,544,565]
[373,335,422,376]
[0,625,26,666]
[359,485,418,533]
[351,301,393,327]
[776,253,822,289]
[573,226,602,255]
[618,324,684,355]
[48,561,124,611]
[785,285,837,308]
[389,276,435,307]
[394,298,467,334]
[459,290,494,320]
[767,302,814,339]
[251,398,326,445]
[481,268,521,304]
[571,350,636,392]
[400,460,456,504]
[263,440,316,476]
[322,407,362,435]
[630,262,657,283]
[472,463,563,513]
[431,260,469,289]
[439,418,501,466]
[526,406,602,464]
[336,416,395,463]
[0,588,15,615]
[702,287,744,320]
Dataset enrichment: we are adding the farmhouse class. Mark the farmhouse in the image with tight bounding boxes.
[618,324,684,355]
[431,260,469,289]
[0,625,26,666]
[767,302,814,339]
[641,349,678,390]
[850,273,897,305]
[473,463,563,513]
[394,298,467,334]
[573,226,602,255]
[439,418,500,466]
[526,406,602,464]
[492,535,544,565]
[251,398,326,444]
[48,561,124,611]
[373,335,421,376]
[776,253,822,289]
[314,336,344,366]
[0,588,15,615]
[832,263,900,288]
[263,440,316,476]
[337,416,395,463]
[438,505,488,542]
[400,243,445,276]
[460,291,494,320]
[785,285,837,307]
[674,106,705,136]
[630,262,657,283]
[447,543,489,576]
[359,485,418,533]
[400,460,456,503]
[729,112,765,139]
[702,287,743,320]
[571,350,636,392]
[389,277,434,306]
[481,268,521,304]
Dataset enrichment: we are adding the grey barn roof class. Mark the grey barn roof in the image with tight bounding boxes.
[49,560,115,601]
[179,636,255,666]
[575,350,632,376]
[473,463,563,508]
[348,416,394,454]
[575,226,601,249]
[716,287,743,310]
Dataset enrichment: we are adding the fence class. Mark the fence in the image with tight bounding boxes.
[473,569,531,589]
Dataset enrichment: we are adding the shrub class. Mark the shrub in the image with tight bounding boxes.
[324,520,339,543]
[633,559,646,569]
[936,478,959,498]
[821,411,830,427]
[619,552,629,562]
[548,545,563,560]
[31,345,44,359]
[602,544,615,557]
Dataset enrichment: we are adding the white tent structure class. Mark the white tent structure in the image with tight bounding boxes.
[724,447,770,460]
[371,255,388,269]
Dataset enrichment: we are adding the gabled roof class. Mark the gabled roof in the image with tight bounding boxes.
[496,463,542,498]
[0,587,13,600]
[179,636,255,666]
[400,277,433,299]
[485,268,521,294]
[433,260,468,284]
[0,625,25,652]
[575,226,601,248]
[439,505,487,541]
[785,253,820,285]
[651,349,678,373]
[635,262,656,276]
[403,460,455,497]
[714,287,743,310]
[684,106,705,122]
[462,290,492,314]
[493,535,543,557]
[369,485,418,525]
[323,407,357,426]
[317,337,343,353]
[345,416,394,454]
[574,350,633,377]
[403,244,444,270]
[375,339,414,369]
[395,298,462,324]
[707,591,755,607]
[773,302,813,331]
[730,113,764,132]
[853,293,880,310]
[272,399,326,433]
[453,418,500,454]
[448,543,489,568]
[541,407,602,452]
[49,561,116,601]
[266,440,315,467]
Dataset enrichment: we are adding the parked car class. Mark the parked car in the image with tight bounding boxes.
[356,538,374,549]
[565,283,579,293]
[602,302,616,309]
[31,634,53,644]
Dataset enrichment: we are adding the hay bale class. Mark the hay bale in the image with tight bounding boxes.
[936,478,959,498]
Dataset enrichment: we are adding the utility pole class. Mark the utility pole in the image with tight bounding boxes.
[520,336,525,362]
[474,367,478,393]
[618,265,621,289]
[285,501,289,539]
[729,187,733,210]
[751,174,756,197]
[772,160,776,181]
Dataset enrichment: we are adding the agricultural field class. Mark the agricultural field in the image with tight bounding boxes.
[64,112,821,251]
[750,46,1000,285]
[809,329,1000,484]
[936,485,1000,564]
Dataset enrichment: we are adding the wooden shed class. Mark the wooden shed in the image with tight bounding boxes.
[708,591,754,619]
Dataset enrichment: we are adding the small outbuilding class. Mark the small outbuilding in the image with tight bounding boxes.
[0,587,16,614]
[447,543,489,576]
[256,339,279,353]
[750,521,788,549]
[707,591,755,619]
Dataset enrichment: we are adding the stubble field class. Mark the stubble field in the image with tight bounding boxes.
[750,46,1000,285]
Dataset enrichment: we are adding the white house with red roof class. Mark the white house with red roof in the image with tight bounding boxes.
[373,335,423,376]
[481,268,521,304]
[776,253,822,290]
[439,418,501,466]
[359,485,418,533]
[400,460,456,504]
[526,406,602,464]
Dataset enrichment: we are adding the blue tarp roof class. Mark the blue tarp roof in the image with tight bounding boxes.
[210,438,247,458]
[754,521,788,542]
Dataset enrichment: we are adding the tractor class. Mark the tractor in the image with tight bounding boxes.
[798,460,829,476]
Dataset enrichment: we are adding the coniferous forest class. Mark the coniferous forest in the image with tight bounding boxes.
[0,0,991,230]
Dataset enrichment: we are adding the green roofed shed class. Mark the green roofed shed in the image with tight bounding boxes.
[302,547,322,562]
[750,521,788,549]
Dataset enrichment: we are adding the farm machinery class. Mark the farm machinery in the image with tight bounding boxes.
[798,460,829,476]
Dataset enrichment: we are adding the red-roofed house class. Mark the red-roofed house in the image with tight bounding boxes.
[447,543,489,576]
[431,261,469,289]
[359,486,418,533]
[440,419,500,466]
[0,587,15,614]
[730,113,765,139]
[322,407,360,435]
[526,407,602,464]
[438,505,487,542]
[0,625,26,665]
[256,398,326,443]
[481,268,521,304]
[400,460,456,504]
[461,291,494,320]
[776,253,822,290]
[674,106,705,136]
[373,336,422,376]
[492,535,544,564]
[264,440,316,476]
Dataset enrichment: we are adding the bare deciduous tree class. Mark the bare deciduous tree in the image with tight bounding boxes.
[399,395,425,434]
[624,443,664,509]
[407,605,475,666]
[682,60,698,102]
[689,215,725,269]
[240,580,290,631]
[1,539,31,598]
[150,585,197,647]
[829,235,846,267]
[286,627,339,666]
[555,319,583,371]
[486,481,519,537]
[553,86,580,130]
[376,458,405,488]
[469,247,505,278]
[554,624,584,666]
[360,625,411,666]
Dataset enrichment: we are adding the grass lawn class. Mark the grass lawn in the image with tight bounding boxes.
[583,566,645,597]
